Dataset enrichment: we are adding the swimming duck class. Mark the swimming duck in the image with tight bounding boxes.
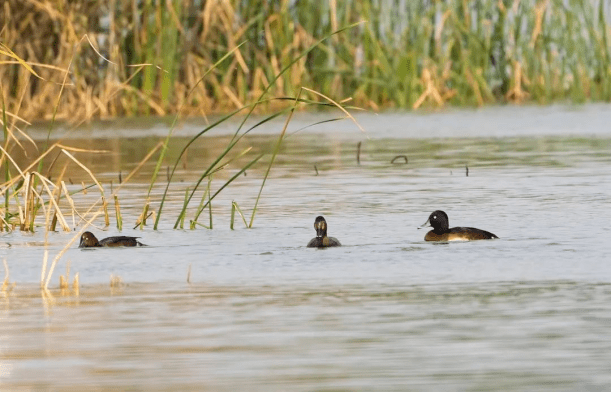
[419,210,498,241]
[79,231,146,248]
[307,216,341,247]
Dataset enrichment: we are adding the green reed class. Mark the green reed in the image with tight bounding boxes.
[230,201,248,230]
[191,175,213,230]
[1,0,608,122]
[152,22,362,230]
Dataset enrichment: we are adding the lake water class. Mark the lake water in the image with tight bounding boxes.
[1,104,610,390]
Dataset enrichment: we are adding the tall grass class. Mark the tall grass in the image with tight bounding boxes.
[0,20,363,244]
[153,22,362,229]
[0,0,609,122]
[0,17,362,235]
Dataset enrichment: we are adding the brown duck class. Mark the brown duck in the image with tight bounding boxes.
[79,231,146,248]
[307,216,341,248]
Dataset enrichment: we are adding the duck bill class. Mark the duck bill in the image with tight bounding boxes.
[418,218,431,230]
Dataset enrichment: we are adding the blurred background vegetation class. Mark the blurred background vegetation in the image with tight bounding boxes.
[0,0,610,121]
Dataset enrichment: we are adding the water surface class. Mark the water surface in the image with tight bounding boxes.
[1,104,610,390]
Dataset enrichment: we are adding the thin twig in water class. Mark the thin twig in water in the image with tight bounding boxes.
[466,165,469,177]
[134,212,153,230]
[391,155,408,164]
[357,141,361,165]
[314,165,319,176]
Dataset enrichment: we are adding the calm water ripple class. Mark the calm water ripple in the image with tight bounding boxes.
[0,105,609,390]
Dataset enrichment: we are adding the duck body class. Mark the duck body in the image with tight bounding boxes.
[420,210,498,241]
[423,226,498,241]
[307,236,342,247]
[79,231,146,248]
[307,216,341,248]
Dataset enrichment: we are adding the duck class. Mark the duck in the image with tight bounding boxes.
[79,231,146,248]
[307,216,341,247]
[419,210,498,241]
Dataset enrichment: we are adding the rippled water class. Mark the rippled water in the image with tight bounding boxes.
[1,104,610,390]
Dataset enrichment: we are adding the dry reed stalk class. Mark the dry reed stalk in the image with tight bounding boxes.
[0,118,35,153]
[20,172,33,231]
[0,142,77,191]
[27,185,48,232]
[2,258,11,292]
[60,181,77,228]
[3,0,607,120]
[60,148,110,226]
[44,184,55,244]
[55,144,110,154]
[110,274,123,288]
[0,211,10,231]
[110,141,163,197]
[31,172,70,231]
[66,260,70,283]
[0,144,26,179]
[73,198,108,229]
[59,260,70,293]
[59,275,68,290]
[40,250,48,289]
[0,43,42,79]
[412,68,444,109]
[60,149,105,194]
[43,210,102,290]
[40,287,55,312]
[49,163,68,232]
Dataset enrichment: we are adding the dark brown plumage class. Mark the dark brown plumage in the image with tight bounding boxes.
[307,216,341,248]
[420,210,498,241]
[79,231,146,248]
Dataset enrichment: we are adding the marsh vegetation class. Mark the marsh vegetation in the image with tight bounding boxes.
[0,0,609,120]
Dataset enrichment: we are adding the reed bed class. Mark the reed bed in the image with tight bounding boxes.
[0,16,360,235]
[0,0,609,122]
[0,18,364,291]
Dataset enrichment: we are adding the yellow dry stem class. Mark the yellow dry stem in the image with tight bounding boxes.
[2,258,10,292]
[43,211,102,290]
